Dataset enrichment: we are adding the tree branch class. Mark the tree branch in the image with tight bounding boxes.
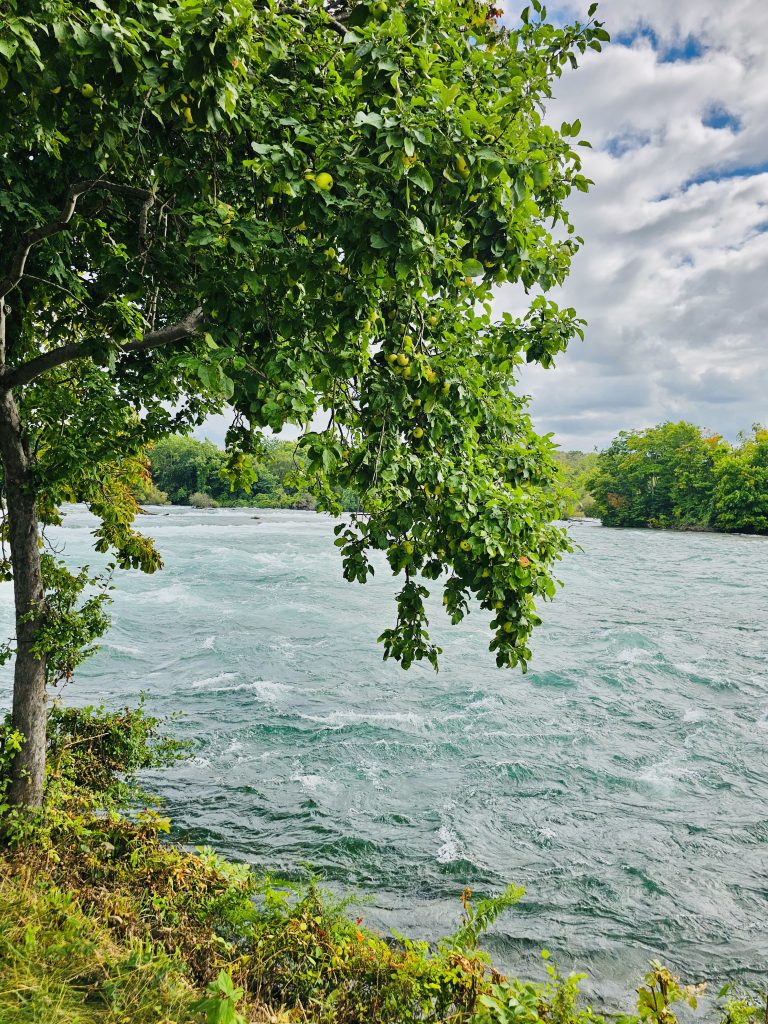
[0,179,155,302]
[0,307,204,391]
[286,4,347,38]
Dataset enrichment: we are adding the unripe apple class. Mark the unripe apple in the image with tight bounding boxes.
[315,172,334,191]
[81,83,94,98]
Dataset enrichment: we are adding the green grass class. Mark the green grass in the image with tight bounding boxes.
[0,866,197,1023]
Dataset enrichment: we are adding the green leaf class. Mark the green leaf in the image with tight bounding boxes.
[462,258,484,277]
[354,110,383,128]
[407,165,433,193]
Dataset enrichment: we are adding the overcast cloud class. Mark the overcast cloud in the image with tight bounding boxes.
[197,1,768,452]
[504,0,768,450]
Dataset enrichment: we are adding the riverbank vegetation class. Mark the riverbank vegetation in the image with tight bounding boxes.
[135,422,768,537]
[589,423,768,533]
[1,703,761,1024]
[138,437,597,517]
[136,435,359,512]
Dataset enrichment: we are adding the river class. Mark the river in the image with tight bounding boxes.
[1,506,767,1001]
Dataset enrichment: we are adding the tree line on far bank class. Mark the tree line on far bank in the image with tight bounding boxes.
[138,424,768,535]
[136,434,360,511]
[588,422,768,533]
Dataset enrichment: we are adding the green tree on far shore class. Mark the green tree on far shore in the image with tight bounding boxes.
[145,434,339,509]
[589,422,768,534]
[554,450,598,516]
[712,428,768,534]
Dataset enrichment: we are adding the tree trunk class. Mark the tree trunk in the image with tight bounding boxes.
[0,368,47,809]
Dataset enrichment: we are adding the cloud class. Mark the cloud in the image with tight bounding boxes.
[505,0,768,449]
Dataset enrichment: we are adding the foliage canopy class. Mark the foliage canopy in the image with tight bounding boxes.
[1,0,606,672]
[0,0,608,803]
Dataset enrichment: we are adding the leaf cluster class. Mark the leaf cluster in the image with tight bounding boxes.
[0,0,608,670]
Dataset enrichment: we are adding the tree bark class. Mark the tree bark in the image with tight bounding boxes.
[0,305,47,808]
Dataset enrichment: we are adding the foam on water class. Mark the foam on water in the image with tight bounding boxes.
[1,506,767,995]
[436,824,462,864]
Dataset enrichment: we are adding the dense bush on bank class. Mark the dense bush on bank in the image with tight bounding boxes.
[1,704,765,1023]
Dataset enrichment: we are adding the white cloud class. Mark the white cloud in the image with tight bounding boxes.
[505,0,768,449]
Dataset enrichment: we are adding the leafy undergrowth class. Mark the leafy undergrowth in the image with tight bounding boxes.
[0,865,198,1023]
[1,704,766,1024]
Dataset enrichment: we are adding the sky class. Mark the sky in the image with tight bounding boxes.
[505,0,768,450]
[197,0,768,452]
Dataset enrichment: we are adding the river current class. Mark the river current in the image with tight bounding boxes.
[1,506,767,1000]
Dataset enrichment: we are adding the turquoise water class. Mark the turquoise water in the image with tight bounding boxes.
[1,507,767,998]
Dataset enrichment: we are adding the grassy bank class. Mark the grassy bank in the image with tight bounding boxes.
[1,704,764,1024]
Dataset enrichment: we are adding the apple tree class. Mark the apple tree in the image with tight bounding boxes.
[0,0,607,807]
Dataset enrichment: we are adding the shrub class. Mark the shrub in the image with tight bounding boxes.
[189,491,218,509]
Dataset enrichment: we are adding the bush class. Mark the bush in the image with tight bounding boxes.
[45,700,187,799]
[189,491,218,509]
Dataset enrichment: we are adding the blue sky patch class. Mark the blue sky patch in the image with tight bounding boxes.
[702,105,742,132]
[685,161,768,188]
[614,24,706,63]
[604,131,652,158]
